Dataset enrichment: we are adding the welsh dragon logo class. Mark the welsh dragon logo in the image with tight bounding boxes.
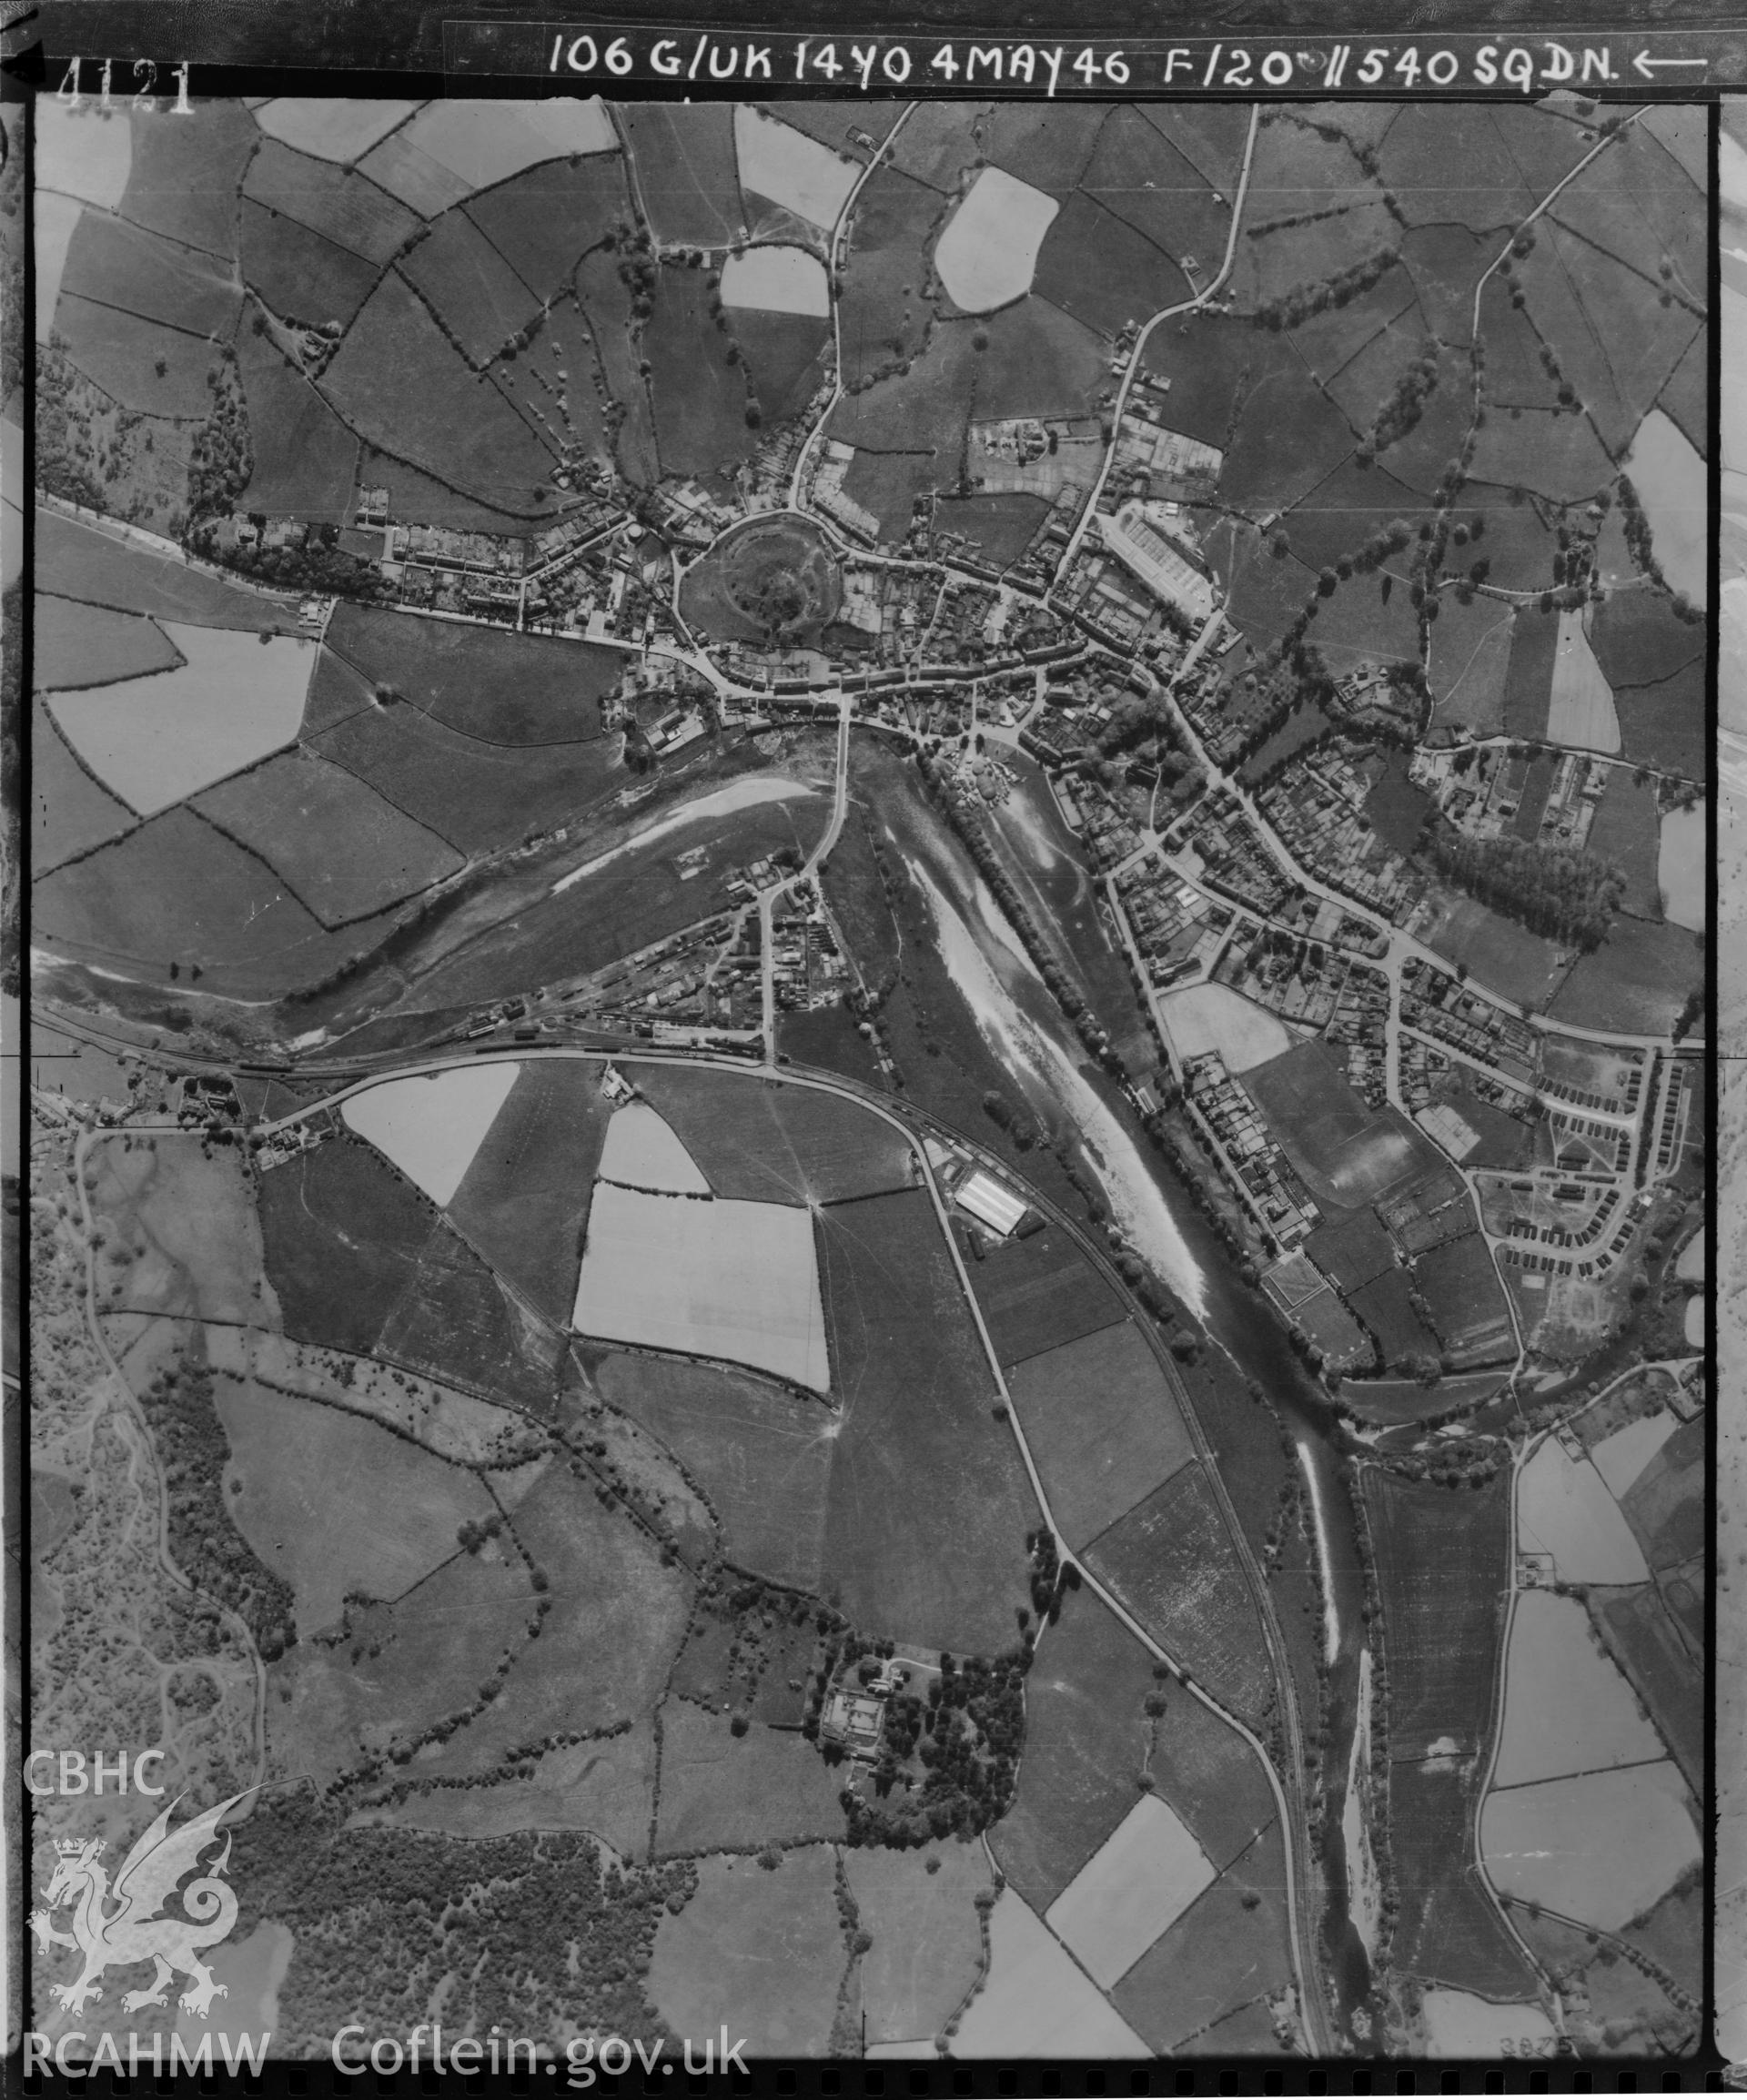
[28,1788,255,2020]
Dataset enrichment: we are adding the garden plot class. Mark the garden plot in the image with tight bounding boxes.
[341,1061,521,1206]
[596,1102,711,1193]
[1590,1408,1681,1500]
[573,1182,829,1392]
[1492,1590,1666,1787]
[734,106,859,227]
[1044,1792,1216,1989]
[1658,805,1703,932]
[951,1889,1149,2059]
[252,100,419,163]
[46,624,315,816]
[721,244,830,317]
[1545,611,1621,753]
[1479,1761,1699,1931]
[934,167,1060,312]
[1516,1436,1649,1585]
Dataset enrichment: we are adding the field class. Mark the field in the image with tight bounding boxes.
[447,1061,614,1320]
[653,1703,846,1856]
[1614,661,1705,783]
[965,1222,1124,1371]
[325,602,620,744]
[651,1847,843,2053]
[195,752,462,925]
[679,514,841,647]
[53,293,226,421]
[1517,1437,1648,1584]
[1493,1589,1664,1788]
[87,1135,269,1327]
[1158,984,1293,1072]
[1219,363,1358,520]
[239,201,383,331]
[951,1889,1147,2059]
[1659,805,1702,930]
[574,1182,829,1392]
[1399,222,1487,343]
[1547,611,1621,752]
[419,1463,690,1774]
[731,308,831,425]
[257,1137,438,1355]
[598,1103,710,1191]
[1619,412,1707,609]
[62,210,241,339]
[35,803,385,997]
[1412,1234,1513,1364]
[617,104,743,247]
[378,1219,561,1408]
[1349,1268,1439,1368]
[1480,1762,1699,1931]
[236,322,360,519]
[1247,1042,1430,1210]
[934,492,1049,570]
[311,695,622,853]
[735,106,857,227]
[1547,914,1702,1035]
[573,247,660,484]
[1420,1991,1558,2059]
[379,98,615,199]
[397,209,540,368]
[1084,1463,1272,1724]
[936,168,1060,312]
[118,96,258,257]
[647,264,762,481]
[1033,191,1188,339]
[1004,1319,1196,1552]
[1108,1822,1291,2054]
[355,1725,657,1859]
[1385,1760,1537,1996]
[836,164,945,388]
[342,1063,521,1207]
[1378,106,1533,230]
[1045,1792,1215,1989]
[214,1375,495,1636]
[244,140,421,264]
[35,591,180,692]
[845,1841,992,2045]
[1469,406,1614,505]
[33,704,138,872]
[1587,768,1663,918]
[1410,892,1569,1012]
[1079,106,1230,278]
[318,272,558,512]
[461,155,630,304]
[815,1187,1039,1655]
[1596,1586,1702,1794]
[629,1066,914,1205]
[1621,1420,1703,1572]
[1363,1467,1509,1758]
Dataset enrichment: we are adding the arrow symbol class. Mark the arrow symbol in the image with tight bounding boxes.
[1633,51,1709,76]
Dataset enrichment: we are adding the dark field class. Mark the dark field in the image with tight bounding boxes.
[966,298,1110,424]
[118,96,258,258]
[35,806,390,999]
[988,1586,1164,1913]
[966,1222,1125,1367]
[244,140,421,265]
[1350,1267,1439,1369]
[236,323,360,520]
[240,200,383,331]
[1362,752,1433,855]
[645,266,759,481]
[1246,1042,1434,1212]
[1085,1463,1273,1725]
[1590,591,1703,692]
[628,1066,914,1206]
[1388,1760,1538,1997]
[1277,456,1422,573]
[55,297,217,420]
[1378,105,1535,230]
[318,272,558,512]
[1218,361,1356,519]
[1586,769,1663,918]
[1139,104,1250,196]
[887,101,985,191]
[934,492,1049,571]
[574,248,661,487]
[1547,915,1702,1035]
[836,164,943,387]
[777,1002,885,1088]
[1033,192,1188,339]
[1399,223,1487,345]
[257,1137,435,1355]
[31,704,138,873]
[1305,1209,1395,1293]
[652,1701,848,1856]
[979,102,1107,196]
[619,105,743,247]
[1286,264,1419,388]
[464,156,631,304]
[195,752,462,926]
[61,212,241,339]
[1080,107,1230,271]
[325,603,621,745]
[1413,893,1570,1012]
[312,698,622,853]
[1005,1319,1197,1554]
[815,1187,1039,1654]
[1594,1586,1702,1796]
[377,1221,561,1410]
[1413,1235,1513,1364]
[731,309,831,427]
[1613,661,1706,784]
[595,1352,831,1592]
[1363,1467,1509,1760]
[1111,1822,1291,2050]
[447,1061,614,1321]
[34,591,180,690]
[1468,406,1614,506]
[1621,1420,1703,1573]
[399,209,542,365]
[1501,607,1558,739]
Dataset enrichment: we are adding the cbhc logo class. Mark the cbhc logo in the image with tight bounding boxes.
[25,1752,167,1795]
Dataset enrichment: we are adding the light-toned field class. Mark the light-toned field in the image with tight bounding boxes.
[215,1378,496,1636]
[38,100,132,207]
[1480,1760,1700,1930]
[350,1723,657,1859]
[951,1888,1150,2058]
[1685,1295,1703,1348]
[1492,1590,1665,1787]
[734,106,858,227]
[722,244,831,317]
[1623,409,1707,608]
[934,167,1061,312]
[36,193,84,346]
[845,1840,992,2045]
[1517,1436,1649,1584]
[173,1922,294,2061]
[573,1181,829,1391]
[387,97,616,193]
[1420,1989,1557,2059]
[1658,805,1704,932]
[47,624,316,815]
[1590,1408,1680,1499]
[1546,611,1621,752]
[252,99,418,161]
[1045,1792,1216,1989]
[650,1847,845,2056]
[341,1061,520,1207]
[1159,982,1295,1074]
[550,774,817,896]
[597,1102,711,1192]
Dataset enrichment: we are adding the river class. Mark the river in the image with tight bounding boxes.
[909,811,1377,2036]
